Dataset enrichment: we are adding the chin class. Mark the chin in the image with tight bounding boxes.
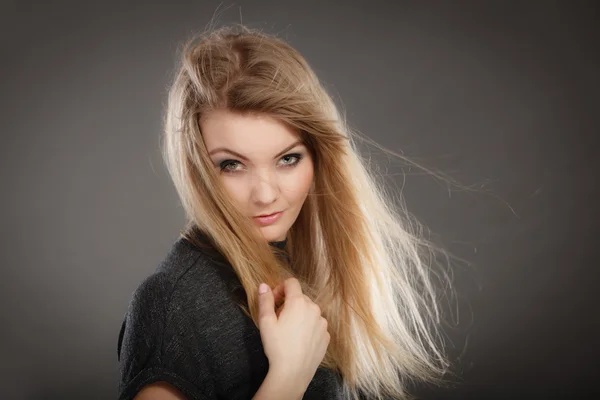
[260,226,287,242]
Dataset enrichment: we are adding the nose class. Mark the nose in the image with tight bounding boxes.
[250,169,279,206]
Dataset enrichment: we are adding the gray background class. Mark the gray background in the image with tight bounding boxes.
[2,0,598,399]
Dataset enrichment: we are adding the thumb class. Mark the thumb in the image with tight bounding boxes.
[257,283,276,328]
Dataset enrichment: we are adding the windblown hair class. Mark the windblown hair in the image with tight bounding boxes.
[162,24,452,400]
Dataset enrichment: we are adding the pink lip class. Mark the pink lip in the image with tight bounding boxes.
[253,211,283,226]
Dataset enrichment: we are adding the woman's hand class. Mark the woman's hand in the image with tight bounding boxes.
[256,278,330,393]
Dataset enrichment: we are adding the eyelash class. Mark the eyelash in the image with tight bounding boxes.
[218,153,303,174]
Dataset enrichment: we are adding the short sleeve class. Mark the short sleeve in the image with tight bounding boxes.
[117,273,216,400]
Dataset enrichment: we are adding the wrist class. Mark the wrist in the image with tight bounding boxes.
[264,366,306,400]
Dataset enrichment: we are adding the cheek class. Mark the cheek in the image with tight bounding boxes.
[221,178,249,209]
[282,162,314,204]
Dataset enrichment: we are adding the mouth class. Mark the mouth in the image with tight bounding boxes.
[256,211,280,218]
[253,210,283,226]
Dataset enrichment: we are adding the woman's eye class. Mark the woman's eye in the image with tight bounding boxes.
[279,153,302,167]
[219,160,242,173]
[218,153,302,174]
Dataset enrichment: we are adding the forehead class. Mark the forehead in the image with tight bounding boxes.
[200,110,301,155]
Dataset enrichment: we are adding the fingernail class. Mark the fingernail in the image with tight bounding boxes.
[259,283,268,294]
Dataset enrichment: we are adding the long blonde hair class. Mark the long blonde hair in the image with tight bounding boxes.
[162,23,453,400]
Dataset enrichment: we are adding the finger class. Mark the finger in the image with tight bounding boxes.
[304,294,321,314]
[257,283,276,328]
[283,278,303,299]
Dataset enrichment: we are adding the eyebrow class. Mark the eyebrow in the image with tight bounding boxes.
[208,140,303,161]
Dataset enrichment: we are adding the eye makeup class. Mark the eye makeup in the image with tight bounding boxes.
[216,152,304,174]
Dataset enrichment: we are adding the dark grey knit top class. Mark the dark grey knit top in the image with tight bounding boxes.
[117,233,345,399]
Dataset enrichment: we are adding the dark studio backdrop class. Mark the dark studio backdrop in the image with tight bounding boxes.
[1,1,598,399]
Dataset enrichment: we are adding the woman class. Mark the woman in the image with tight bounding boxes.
[117,24,450,400]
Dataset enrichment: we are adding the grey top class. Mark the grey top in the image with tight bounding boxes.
[117,233,345,399]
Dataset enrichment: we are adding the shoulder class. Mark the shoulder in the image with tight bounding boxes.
[118,235,245,355]
[126,238,204,320]
[117,236,227,399]
[132,235,234,307]
[122,235,232,333]
[118,238,198,361]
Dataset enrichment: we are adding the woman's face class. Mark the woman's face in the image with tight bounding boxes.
[200,109,314,242]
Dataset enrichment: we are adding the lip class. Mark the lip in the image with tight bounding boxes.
[253,211,283,226]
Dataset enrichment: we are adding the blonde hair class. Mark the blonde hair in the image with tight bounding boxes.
[162,24,454,400]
